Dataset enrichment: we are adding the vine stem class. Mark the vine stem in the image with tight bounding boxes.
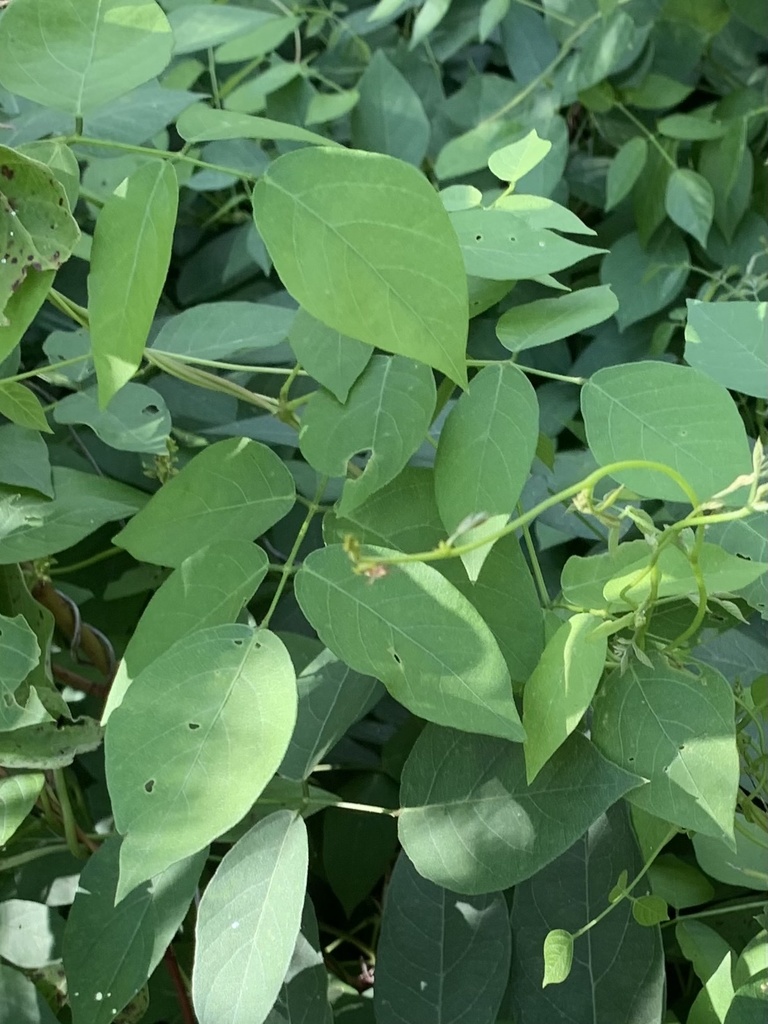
[60,135,262,181]
[662,899,768,928]
[164,945,197,1024]
[52,770,88,859]
[615,102,678,169]
[260,476,328,629]
[466,360,585,385]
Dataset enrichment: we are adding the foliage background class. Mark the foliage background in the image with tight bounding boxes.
[0,0,766,1022]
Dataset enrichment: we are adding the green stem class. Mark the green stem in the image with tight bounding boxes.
[517,502,550,608]
[615,102,677,169]
[432,375,456,424]
[260,476,328,629]
[60,135,263,182]
[150,349,308,376]
[571,826,677,940]
[48,288,89,328]
[49,547,123,576]
[466,360,586,385]
[52,771,87,860]
[146,351,280,413]
[662,900,768,928]
[0,844,71,872]
[0,353,90,385]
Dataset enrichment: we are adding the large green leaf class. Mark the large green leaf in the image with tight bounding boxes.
[53,383,171,454]
[251,147,469,386]
[496,286,618,353]
[592,655,739,842]
[0,425,52,498]
[279,648,383,781]
[113,438,295,568]
[508,804,665,1023]
[522,613,607,783]
[692,814,768,890]
[351,51,430,166]
[581,361,752,502]
[0,467,145,564]
[192,812,308,1024]
[103,538,269,721]
[294,545,524,741]
[398,725,641,893]
[299,355,436,516]
[599,227,689,329]
[434,363,537,532]
[88,160,178,406]
[374,851,511,1024]
[449,208,602,281]
[150,300,296,361]
[63,837,205,1024]
[105,626,297,899]
[288,308,372,403]
[0,0,173,116]
[0,612,49,731]
[665,168,714,248]
[0,773,44,845]
[685,300,768,399]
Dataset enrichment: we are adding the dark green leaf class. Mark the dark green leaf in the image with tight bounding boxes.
[53,383,171,454]
[0,425,52,497]
[665,168,714,248]
[599,227,689,330]
[352,51,430,166]
[685,300,768,399]
[288,308,371,403]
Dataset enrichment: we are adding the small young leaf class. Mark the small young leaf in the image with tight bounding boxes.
[605,137,648,210]
[665,167,714,248]
[488,129,552,187]
[89,160,178,406]
[542,929,574,987]
[0,382,51,433]
[608,868,629,903]
[632,895,670,927]
[0,773,45,845]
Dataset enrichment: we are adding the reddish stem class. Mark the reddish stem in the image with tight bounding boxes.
[164,945,196,1024]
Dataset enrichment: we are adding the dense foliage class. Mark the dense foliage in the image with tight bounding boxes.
[0,0,767,1022]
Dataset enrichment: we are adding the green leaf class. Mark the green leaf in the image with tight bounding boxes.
[223,64,303,116]
[398,726,641,892]
[103,538,269,722]
[305,89,360,126]
[374,851,511,1022]
[542,930,574,987]
[299,355,436,516]
[0,270,55,364]
[479,0,511,40]
[151,301,296,361]
[724,973,768,1024]
[294,545,524,741]
[622,73,694,109]
[265,898,333,1024]
[63,837,205,1024]
[0,716,103,769]
[105,626,297,899]
[0,467,145,564]
[168,4,273,55]
[434,363,537,577]
[648,853,714,909]
[0,962,60,1024]
[488,129,552,187]
[0,900,63,969]
[215,16,300,63]
[677,920,735,985]
[665,168,714,248]
[706,515,767,619]
[658,114,726,141]
[496,285,618,352]
[53,383,171,454]
[599,227,689,330]
[351,51,430,166]
[0,0,173,116]
[685,300,768,399]
[113,438,295,569]
[450,208,603,281]
[605,137,648,210]
[411,0,452,47]
[582,361,752,502]
[687,951,735,1024]
[0,612,49,731]
[252,147,469,386]
[176,103,339,148]
[692,814,768,890]
[192,811,308,1024]
[323,774,399,917]
[89,160,178,406]
[0,425,52,497]
[631,894,669,926]
[699,120,752,243]
[561,541,658,611]
[288,308,371,402]
[592,655,739,842]
[508,804,665,1020]
[279,647,383,781]
[0,773,44,845]
[523,613,607,783]
[0,383,50,433]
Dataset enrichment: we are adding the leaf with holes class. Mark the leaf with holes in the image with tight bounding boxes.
[53,384,170,454]
[295,545,524,741]
[105,625,297,900]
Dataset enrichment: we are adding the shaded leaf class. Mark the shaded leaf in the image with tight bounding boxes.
[0,425,52,497]
[399,726,641,893]
[599,228,689,330]
[352,51,430,166]
[288,308,371,403]
[151,301,296,361]
[53,383,171,454]
[685,300,768,399]
[374,851,511,1023]
[665,168,714,248]
[605,137,648,211]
